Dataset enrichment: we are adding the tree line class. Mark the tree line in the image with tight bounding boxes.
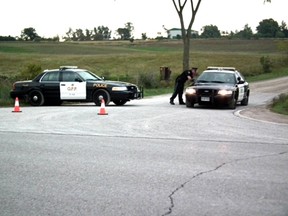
[1,18,287,42]
[0,22,135,42]
[200,19,288,39]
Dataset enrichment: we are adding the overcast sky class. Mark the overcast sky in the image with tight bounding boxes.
[1,0,287,39]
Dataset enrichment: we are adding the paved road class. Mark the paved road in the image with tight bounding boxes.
[0,78,288,216]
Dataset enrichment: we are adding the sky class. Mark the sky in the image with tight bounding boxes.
[1,0,287,39]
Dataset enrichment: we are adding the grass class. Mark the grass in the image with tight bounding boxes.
[1,39,288,112]
[1,39,287,78]
[270,94,288,115]
[0,79,14,106]
[144,87,174,97]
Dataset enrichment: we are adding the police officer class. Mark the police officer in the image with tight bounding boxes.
[170,67,197,105]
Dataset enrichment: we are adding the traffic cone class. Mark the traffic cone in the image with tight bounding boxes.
[12,97,22,113]
[98,99,108,115]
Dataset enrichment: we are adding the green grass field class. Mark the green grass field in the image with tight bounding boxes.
[0,39,288,110]
[1,39,287,78]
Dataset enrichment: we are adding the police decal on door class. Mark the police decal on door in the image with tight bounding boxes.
[60,82,86,99]
[238,85,245,101]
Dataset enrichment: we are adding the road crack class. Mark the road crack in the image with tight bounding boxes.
[161,151,287,216]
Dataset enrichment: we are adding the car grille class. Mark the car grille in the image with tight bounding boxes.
[197,89,216,96]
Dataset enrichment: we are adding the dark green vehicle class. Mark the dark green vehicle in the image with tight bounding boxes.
[10,66,143,106]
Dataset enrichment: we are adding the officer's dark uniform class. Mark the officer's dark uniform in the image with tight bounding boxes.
[170,69,195,105]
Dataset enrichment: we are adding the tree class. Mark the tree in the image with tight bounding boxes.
[172,0,202,71]
[92,26,111,40]
[200,25,221,38]
[141,33,147,40]
[75,29,85,41]
[21,27,39,41]
[279,21,288,38]
[85,29,92,41]
[235,24,254,39]
[0,36,16,41]
[256,18,280,37]
[64,28,77,41]
[172,0,271,71]
[99,26,112,40]
[116,22,134,40]
[125,22,134,38]
[116,28,130,40]
[63,26,111,41]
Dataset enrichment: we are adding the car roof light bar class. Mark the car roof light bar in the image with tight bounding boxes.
[207,66,236,71]
[60,66,78,70]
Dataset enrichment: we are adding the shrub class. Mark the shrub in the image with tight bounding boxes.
[20,64,42,80]
[138,71,160,88]
[0,77,14,106]
[270,93,288,115]
[260,56,272,73]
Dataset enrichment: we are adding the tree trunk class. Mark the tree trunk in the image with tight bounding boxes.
[172,0,202,72]
[182,35,190,71]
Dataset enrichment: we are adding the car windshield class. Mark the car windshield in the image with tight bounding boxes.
[78,71,103,81]
[196,72,236,84]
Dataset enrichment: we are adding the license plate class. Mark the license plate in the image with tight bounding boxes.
[201,97,210,102]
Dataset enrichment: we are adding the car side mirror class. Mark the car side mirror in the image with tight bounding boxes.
[237,77,245,84]
[75,78,82,82]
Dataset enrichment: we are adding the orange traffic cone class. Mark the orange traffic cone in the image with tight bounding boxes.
[12,97,22,113]
[98,99,108,115]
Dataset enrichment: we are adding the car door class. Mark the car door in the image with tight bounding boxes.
[39,71,61,101]
[60,71,86,100]
[236,72,245,101]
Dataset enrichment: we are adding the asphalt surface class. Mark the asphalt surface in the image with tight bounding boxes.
[0,77,287,216]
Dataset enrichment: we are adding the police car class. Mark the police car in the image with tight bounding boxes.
[185,66,250,109]
[10,66,143,106]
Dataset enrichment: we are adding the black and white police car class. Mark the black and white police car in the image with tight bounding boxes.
[10,66,143,106]
[185,66,250,109]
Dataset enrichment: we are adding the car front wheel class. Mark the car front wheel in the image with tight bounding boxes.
[93,89,111,106]
[186,100,194,108]
[228,98,236,109]
[241,95,249,106]
[28,90,45,106]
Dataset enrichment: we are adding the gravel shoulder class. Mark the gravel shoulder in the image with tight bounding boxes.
[238,76,288,124]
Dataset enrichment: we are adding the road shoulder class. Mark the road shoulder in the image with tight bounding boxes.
[237,105,288,125]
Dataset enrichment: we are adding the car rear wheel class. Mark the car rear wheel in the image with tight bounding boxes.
[113,100,128,106]
[28,90,44,106]
[93,89,111,106]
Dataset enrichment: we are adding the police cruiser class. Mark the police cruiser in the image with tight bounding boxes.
[185,66,250,109]
[10,66,143,106]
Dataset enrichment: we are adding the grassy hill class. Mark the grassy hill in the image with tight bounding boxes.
[0,38,287,106]
[1,39,287,79]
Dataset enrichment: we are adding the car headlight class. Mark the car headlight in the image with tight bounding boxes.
[112,86,128,91]
[218,89,233,95]
[185,88,196,94]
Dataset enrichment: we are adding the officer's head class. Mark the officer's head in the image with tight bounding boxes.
[186,70,193,80]
[191,67,198,76]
